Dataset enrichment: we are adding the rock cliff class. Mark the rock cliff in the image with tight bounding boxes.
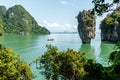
[0,6,6,35]
[0,5,7,18]
[0,5,50,35]
[77,10,96,43]
[100,7,120,42]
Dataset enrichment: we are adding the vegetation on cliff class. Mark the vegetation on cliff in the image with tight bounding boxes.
[0,18,4,35]
[0,5,50,35]
[0,5,6,18]
[77,10,96,43]
[100,7,120,41]
[0,44,32,80]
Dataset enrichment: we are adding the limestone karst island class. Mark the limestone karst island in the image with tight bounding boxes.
[0,0,120,80]
[77,10,96,43]
[0,5,50,35]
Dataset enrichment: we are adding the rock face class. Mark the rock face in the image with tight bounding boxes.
[0,6,7,18]
[77,10,96,43]
[0,5,50,35]
[0,6,6,35]
[100,7,120,42]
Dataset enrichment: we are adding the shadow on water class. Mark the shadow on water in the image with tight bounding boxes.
[102,41,117,44]
[98,42,115,66]
[79,44,95,59]
[79,41,115,67]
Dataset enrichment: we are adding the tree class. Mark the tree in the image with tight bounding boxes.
[35,44,120,80]
[0,5,50,35]
[83,59,105,80]
[109,42,120,65]
[100,15,118,32]
[0,44,33,80]
[92,0,120,15]
[35,45,87,80]
[102,42,120,80]
[99,6,120,41]
[0,18,3,35]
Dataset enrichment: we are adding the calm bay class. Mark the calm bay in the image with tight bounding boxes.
[0,33,115,80]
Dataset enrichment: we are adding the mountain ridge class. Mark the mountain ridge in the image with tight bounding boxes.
[0,5,50,35]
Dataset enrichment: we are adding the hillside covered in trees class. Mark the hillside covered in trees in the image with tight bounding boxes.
[0,5,50,35]
[100,7,120,42]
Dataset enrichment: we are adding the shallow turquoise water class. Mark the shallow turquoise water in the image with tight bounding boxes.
[0,33,115,80]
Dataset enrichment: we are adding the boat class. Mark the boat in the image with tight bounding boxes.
[47,39,54,41]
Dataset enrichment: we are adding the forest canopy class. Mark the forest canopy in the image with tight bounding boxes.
[0,44,33,80]
[0,5,50,35]
[92,0,120,15]
[34,44,120,80]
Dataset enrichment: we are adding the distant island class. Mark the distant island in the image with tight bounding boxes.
[51,32,78,34]
[0,5,50,35]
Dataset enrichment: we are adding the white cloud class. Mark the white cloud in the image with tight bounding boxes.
[49,23,60,27]
[43,20,47,24]
[73,25,77,29]
[43,20,62,28]
[41,20,77,32]
[59,0,79,9]
[60,0,68,5]
[65,24,71,27]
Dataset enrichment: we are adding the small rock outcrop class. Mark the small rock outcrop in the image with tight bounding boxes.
[100,7,120,42]
[77,10,96,43]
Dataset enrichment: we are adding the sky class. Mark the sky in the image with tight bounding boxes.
[0,0,106,32]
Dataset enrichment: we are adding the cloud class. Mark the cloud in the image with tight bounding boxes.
[73,25,77,29]
[41,20,77,32]
[43,20,62,28]
[59,0,79,9]
[60,0,68,5]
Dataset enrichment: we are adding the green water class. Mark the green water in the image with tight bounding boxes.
[0,33,115,80]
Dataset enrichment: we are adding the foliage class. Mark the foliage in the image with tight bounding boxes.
[100,15,118,32]
[0,6,6,35]
[0,44,33,80]
[77,10,96,29]
[109,42,120,64]
[77,10,96,43]
[0,18,3,35]
[35,44,120,80]
[92,0,120,15]
[106,42,120,80]
[100,7,120,33]
[83,59,105,80]
[35,45,87,80]
[0,6,7,18]
[0,5,50,35]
